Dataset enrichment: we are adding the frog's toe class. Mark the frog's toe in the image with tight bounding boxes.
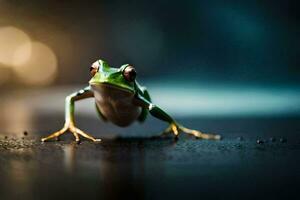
[41,126,68,142]
[159,126,172,137]
[72,127,102,142]
[179,126,221,140]
[70,131,80,142]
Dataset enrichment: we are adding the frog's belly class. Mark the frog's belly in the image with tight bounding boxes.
[91,84,141,127]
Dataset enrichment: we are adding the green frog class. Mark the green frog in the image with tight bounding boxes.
[41,59,221,142]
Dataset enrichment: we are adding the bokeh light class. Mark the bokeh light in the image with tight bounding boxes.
[12,42,32,67]
[13,42,58,85]
[0,26,31,67]
[0,67,11,85]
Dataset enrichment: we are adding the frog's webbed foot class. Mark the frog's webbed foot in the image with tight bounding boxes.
[161,123,221,140]
[41,123,101,143]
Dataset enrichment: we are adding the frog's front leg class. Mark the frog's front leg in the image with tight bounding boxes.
[41,86,101,143]
[136,95,221,140]
[149,104,221,140]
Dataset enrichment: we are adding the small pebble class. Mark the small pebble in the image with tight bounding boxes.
[269,137,276,142]
[279,138,287,143]
[23,131,28,136]
[256,139,264,144]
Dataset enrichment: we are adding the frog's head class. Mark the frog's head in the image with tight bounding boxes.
[89,59,137,92]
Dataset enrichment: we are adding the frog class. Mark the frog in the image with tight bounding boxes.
[41,59,221,143]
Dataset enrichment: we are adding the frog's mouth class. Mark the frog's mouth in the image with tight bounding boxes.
[90,82,134,94]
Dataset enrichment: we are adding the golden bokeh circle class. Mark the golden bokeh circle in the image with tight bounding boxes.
[0,26,31,66]
[13,42,58,85]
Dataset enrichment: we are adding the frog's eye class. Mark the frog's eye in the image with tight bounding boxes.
[90,62,99,76]
[123,65,136,82]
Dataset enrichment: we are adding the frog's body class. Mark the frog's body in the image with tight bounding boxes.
[41,59,221,143]
[91,83,141,127]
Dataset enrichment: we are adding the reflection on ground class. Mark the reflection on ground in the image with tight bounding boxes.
[0,115,300,200]
[0,86,300,199]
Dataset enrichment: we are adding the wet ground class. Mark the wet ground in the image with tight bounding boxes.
[0,116,300,200]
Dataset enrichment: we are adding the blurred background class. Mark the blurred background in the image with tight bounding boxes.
[0,0,299,133]
[1,2,300,200]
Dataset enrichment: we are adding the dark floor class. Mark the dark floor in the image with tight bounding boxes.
[0,116,300,200]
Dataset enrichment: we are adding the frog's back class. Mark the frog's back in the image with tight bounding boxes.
[91,84,141,127]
